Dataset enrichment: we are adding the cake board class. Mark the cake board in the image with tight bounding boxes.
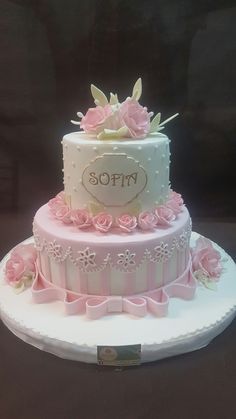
[0,232,235,365]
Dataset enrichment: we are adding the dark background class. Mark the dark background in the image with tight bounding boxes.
[0,2,236,419]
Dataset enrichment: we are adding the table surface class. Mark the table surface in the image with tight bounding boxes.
[0,210,236,419]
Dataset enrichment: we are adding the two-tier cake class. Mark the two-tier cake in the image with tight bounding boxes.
[4,79,222,319]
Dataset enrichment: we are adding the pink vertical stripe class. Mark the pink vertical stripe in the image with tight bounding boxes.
[177,250,185,276]
[59,263,66,289]
[181,251,186,274]
[162,261,168,285]
[78,271,88,294]
[42,252,51,282]
[124,271,136,295]
[99,266,110,296]
[186,249,189,266]
[38,253,42,272]
[147,262,157,291]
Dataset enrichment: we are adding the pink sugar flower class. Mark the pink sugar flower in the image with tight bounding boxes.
[92,212,113,233]
[169,190,184,205]
[55,205,72,224]
[119,98,151,138]
[191,236,222,280]
[116,214,137,233]
[48,192,65,215]
[5,244,37,288]
[71,209,92,229]
[155,205,175,226]
[80,105,113,134]
[166,190,184,215]
[138,211,157,230]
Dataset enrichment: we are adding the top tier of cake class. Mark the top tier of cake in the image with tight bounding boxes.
[62,132,170,217]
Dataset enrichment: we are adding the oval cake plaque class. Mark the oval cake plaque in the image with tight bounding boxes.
[82,153,147,207]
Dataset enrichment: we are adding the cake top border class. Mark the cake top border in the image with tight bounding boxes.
[71,78,178,141]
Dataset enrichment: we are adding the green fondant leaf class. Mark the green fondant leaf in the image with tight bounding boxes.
[88,201,105,215]
[126,200,142,216]
[97,126,129,140]
[110,92,119,105]
[159,113,179,127]
[150,112,161,132]
[204,280,217,291]
[132,78,142,101]
[91,84,108,107]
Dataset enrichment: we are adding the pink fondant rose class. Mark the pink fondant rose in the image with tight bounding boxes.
[191,237,222,280]
[166,190,184,215]
[92,212,113,233]
[116,214,137,232]
[138,211,157,230]
[80,105,113,133]
[120,98,151,138]
[155,205,175,226]
[48,191,66,215]
[5,244,37,290]
[55,204,72,224]
[71,209,92,229]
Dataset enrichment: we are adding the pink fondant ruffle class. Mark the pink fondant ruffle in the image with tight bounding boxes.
[31,256,196,319]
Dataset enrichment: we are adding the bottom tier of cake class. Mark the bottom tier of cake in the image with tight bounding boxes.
[33,204,192,297]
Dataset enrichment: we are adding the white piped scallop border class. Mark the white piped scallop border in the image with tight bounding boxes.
[0,232,235,365]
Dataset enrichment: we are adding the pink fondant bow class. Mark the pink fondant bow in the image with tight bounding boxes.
[31,258,196,320]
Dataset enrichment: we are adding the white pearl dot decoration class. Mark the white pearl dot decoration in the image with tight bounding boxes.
[138,146,142,150]
[76,146,80,151]
[93,146,97,152]
[113,146,118,151]
[62,169,64,172]
[155,170,159,175]
[154,145,159,150]
[161,184,165,190]
[162,154,166,159]
[73,186,77,192]
[155,201,159,205]
[148,157,152,162]
[146,190,150,194]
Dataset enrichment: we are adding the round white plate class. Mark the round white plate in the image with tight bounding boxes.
[0,232,235,364]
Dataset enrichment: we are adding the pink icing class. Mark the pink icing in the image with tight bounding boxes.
[48,196,64,215]
[155,205,175,226]
[166,191,184,215]
[116,214,137,232]
[79,99,151,139]
[71,209,92,229]
[191,236,222,279]
[5,244,37,287]
[49,190,185,234]
[92,212,113,233]
[32,256,196,319]
[55,205,72,224]
[119,98,151,138]
[80,104,113,134]
[138,211,157,230]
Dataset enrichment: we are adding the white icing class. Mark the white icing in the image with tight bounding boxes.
[62,132,170,216]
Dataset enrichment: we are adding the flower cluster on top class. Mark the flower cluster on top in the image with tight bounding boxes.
[71,78,178,140]
[48,191,184,233]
